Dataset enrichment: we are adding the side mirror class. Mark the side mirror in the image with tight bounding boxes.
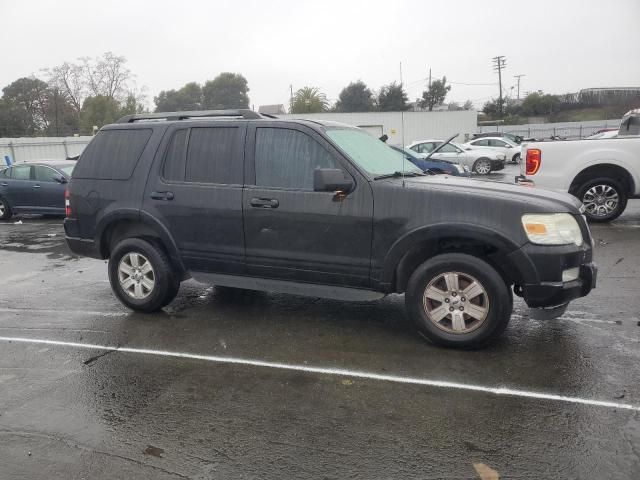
[54,174,67,184]
[313,168,353,193]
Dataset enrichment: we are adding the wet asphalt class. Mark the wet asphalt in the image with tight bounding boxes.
[1,164,639,479]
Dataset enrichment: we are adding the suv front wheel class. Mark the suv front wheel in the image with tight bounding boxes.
[108,238,180,312]
[405,253,512,348]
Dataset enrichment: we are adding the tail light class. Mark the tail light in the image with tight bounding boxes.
[526,148,542,175]
[65,189,71,217]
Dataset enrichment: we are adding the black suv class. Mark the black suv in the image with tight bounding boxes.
[65,109,597,348]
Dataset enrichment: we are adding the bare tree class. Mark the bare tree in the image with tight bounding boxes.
[46,52,134,115]
[44,62,86,114]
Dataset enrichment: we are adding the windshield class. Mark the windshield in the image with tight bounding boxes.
[326,128,422,176]
[60,165,75,177]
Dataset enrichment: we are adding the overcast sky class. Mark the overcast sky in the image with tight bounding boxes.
[2,0,639,110]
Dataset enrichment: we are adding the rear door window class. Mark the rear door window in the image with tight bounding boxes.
[185,127,241,184]
[162,129,188,182]
[473,139,490,146]
[73,129,152,180]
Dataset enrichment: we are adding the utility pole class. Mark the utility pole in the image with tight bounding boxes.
[514,74,525,100]
[289,84,294,113]
[428,67,431,89]
[492,56,506,115]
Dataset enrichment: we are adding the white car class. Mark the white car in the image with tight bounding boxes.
[464,137,522,164]
[408,139,506,175]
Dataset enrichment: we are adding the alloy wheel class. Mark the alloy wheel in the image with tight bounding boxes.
[118,252,155,299]
[474,160,491,175]
[422,271,490,334]
[583,184,619,218]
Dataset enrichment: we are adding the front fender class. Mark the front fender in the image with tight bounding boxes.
[379,223,531,291]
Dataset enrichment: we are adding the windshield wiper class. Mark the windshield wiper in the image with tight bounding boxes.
[373,171,425,180]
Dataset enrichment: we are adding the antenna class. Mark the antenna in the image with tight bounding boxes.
[400,61,406,187]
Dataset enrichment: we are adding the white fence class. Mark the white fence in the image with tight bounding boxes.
[0,137,93,165]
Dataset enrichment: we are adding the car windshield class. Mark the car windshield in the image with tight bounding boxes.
[326,128,423,176]
[60,165,75,177]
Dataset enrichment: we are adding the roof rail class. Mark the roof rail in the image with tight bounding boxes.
[116,109,262,123]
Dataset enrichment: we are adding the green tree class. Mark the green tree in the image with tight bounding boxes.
[0,98,30,137]
[420,76,451,111]
[521,92,560,116]
[202,73,250,109]
[154,82,203,111]
[2,77,51,133]
[290,87,329,113]
[377,82,408,111]
[334,81,374,112]
[80,95,122,133]
[45,87,80,136]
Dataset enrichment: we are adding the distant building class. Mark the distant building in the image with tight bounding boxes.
[576,87,640,104]
[258,104,286,115]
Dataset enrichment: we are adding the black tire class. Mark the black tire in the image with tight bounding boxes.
[576,177,627,223]
[0,197,12,220]
[405,253,512,349]
[108,238,179,312]
[472,158,492,175]
[512,153,521,164]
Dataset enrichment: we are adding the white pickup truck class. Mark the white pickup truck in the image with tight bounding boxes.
[517,109,640,222]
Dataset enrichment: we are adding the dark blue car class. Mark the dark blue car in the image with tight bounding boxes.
[0,160,75,220]
[389,145,469,176]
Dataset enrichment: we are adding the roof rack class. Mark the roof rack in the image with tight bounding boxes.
[117,109,262,123]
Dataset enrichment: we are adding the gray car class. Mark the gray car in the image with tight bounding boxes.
[0,160,75,220]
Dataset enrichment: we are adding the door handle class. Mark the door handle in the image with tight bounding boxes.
[250,197,279,208]
[0,182,7,187]
[150,191,174,201]
[33,184,41,188]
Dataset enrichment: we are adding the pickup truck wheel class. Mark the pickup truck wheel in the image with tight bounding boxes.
[108,238,179,312]
[405,253,512,348]
[472,158,491,175]
[512,153,521,164]
[577,177,627,222]
[0,197,12,220]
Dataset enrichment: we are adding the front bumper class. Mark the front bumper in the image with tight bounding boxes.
[490,159,505,171]
[522,263,597,308]
[507,238,597,308]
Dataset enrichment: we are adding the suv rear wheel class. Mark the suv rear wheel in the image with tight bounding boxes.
[405,253,512,348]
[108,238,180,312]
[0,197,12,220]
[577,177,627,222]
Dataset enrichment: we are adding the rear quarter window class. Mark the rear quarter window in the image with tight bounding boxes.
[73,129,152,180]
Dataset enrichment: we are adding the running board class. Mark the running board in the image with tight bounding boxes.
[190,272,385,302]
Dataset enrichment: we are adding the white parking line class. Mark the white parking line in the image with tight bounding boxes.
[0,307,128,317]
[1,335,638,412]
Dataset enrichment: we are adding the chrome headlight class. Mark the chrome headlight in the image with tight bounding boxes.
[521,213,583,246]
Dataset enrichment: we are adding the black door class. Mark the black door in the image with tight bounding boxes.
[243,123,374,287]
[143,122,247,274]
